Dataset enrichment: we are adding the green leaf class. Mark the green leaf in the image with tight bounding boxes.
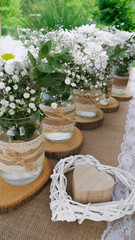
[59,54,73,61]
[45,40,52,53]
[59,47,69,55]
[40,111,46,122]
[62,92,70,101]
[28,72,33,79]
[37,63,54,73]
[46,56,63,68]
[39,41,52,59]
[51,72,66,79]
[28,51,36,67]
[38,76,56,88]
[107,50,113,57]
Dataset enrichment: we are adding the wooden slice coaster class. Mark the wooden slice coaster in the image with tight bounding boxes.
[75,109,104,130]
[45,127,83,159]
[0,157,51,213]
[112,91,133,101]
[99,97,119,113]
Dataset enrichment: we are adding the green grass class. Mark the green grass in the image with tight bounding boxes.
[2,0,135,34]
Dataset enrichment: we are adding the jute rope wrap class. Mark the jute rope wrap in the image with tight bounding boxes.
[50,155,135,224]
[113,74,129,87]
[42,104,76,131]
[0,132,45,174]
[76,91,98,112]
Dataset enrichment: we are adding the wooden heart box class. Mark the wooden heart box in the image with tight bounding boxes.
[72,165,114,204]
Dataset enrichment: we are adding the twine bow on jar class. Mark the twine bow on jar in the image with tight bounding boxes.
[52,106,76,123]
[76,91,99,106]
[0,142,44,172]
[43,105,76,127]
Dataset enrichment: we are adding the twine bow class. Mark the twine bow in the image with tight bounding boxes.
[43,106,76,126]
[0,142,44,172]
[53,106,75,123]
[76,92,99,107]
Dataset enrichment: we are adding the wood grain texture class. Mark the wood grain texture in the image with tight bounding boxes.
[73,165,114,204]
[99,97,119,113]
[0,157,51,213]
[112,91,133,101]
[76,109,104,130]
[45,127,83,159]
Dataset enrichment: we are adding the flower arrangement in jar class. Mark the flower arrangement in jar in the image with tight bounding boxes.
[0,35,72,185]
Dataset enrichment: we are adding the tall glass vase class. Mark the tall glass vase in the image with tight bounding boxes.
[0,114,44,186]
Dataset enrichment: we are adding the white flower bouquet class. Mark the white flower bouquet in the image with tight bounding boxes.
[0,36,40,119]
[0,35,73,140]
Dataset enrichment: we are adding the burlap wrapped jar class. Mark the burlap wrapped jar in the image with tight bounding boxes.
[112,65,129,95]
[0,114,44,186]
[41,92,76,142]
[75,90,100,118]
[112,74,129,95]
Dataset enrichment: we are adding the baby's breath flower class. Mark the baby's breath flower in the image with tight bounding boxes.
[0,82,5,89]
[13,84,18,90]
[29,103,35,109]
[5,86,11,92]
[23,93,30,99]
[65,77,71,85]
[9,95,14,101]
[51,102,57,109]
[30,89,35,94]
[9,109,15,115]
[0,72,4,77]
[9,103,16,109]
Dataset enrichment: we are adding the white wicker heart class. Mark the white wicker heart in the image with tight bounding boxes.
[50,155,135,224]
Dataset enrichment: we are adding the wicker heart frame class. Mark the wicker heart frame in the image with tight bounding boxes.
[50,155,135,224]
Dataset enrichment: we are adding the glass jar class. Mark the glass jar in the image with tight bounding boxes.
[100,78,113,105]
[0,114,44,186]
[112,64,129,95]
[41,92,76,142]
[75,89,99,118]
[112,74,129,95]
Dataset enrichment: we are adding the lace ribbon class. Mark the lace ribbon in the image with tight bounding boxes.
[101,68,135,240]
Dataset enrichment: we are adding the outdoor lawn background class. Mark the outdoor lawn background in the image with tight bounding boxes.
[0,0,135,37]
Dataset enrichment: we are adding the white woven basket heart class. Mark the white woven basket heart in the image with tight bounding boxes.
[50,155,135,224]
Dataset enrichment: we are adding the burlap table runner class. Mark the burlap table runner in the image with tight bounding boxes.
[0,97,130,240]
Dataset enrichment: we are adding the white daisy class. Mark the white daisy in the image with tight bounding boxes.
[0,35,27,75]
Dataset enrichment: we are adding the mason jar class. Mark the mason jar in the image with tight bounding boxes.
[112,65,129,95]
[75,89,99,118]
[0,113,44,186]
[112,74,129,95]
[41,92,76,142]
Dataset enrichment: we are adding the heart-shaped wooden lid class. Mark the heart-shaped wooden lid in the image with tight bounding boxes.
[72,164,114,204]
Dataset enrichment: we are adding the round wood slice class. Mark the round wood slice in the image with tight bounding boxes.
[45,127,83,160]
[75,109,104,130]
[112,91,133,101]
[0,157,51,213]
[99,97,119,113]
[73,165,114,204]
